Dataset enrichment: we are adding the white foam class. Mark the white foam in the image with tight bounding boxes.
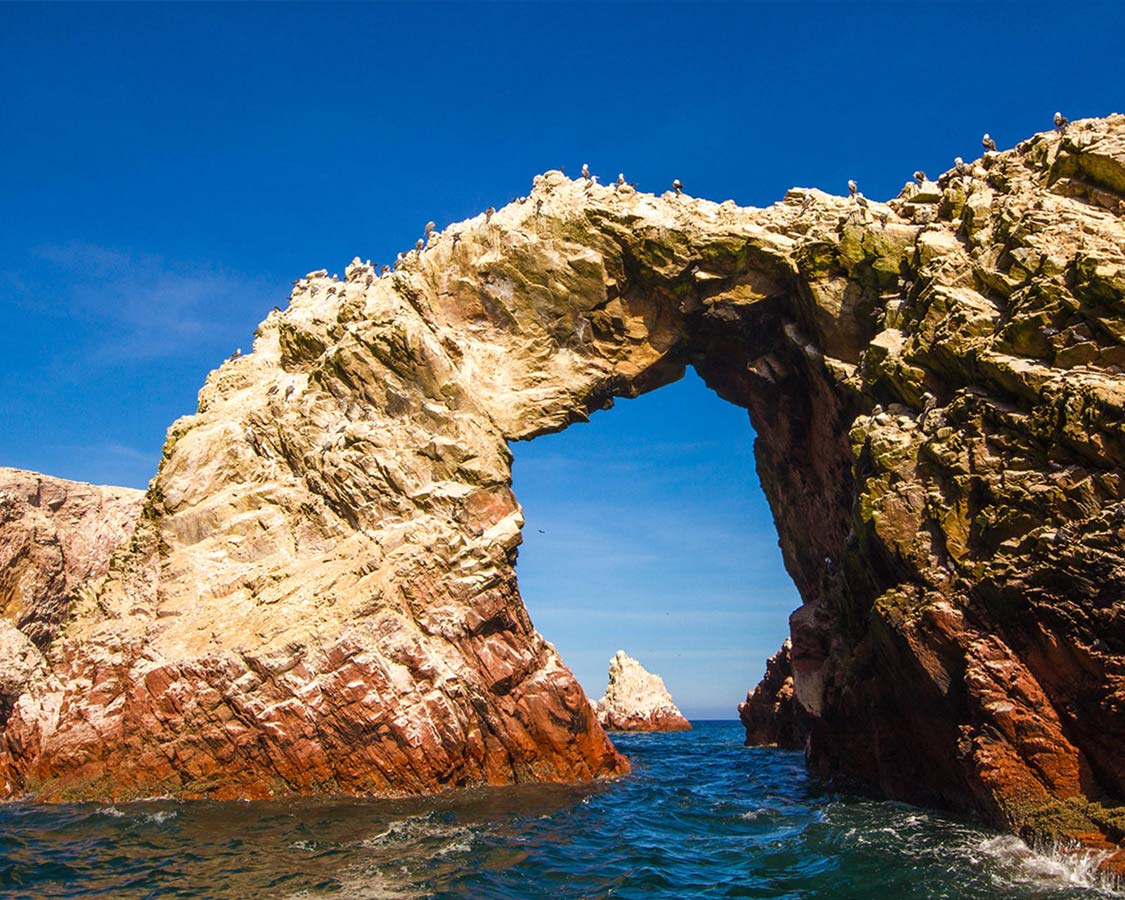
[972,834,1124,895]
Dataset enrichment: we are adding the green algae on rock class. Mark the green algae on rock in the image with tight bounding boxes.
[0,114,1123,868]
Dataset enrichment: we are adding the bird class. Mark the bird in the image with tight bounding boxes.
[424,221,436,237]
[537,529,546,534]
[415,238,424,251]
[380,265,390,274]
[581,162,590,180]
[672,178,683,195]
[982,133,997,152]
[1054,111,1069,131]
[847,179,858,197]
[913,170,926,184]
[230,348,242,360]
[485,206,495,222]
[954,156,966,174]
[616,172,626,188]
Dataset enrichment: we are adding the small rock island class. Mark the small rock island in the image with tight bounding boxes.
[594,651,691,732]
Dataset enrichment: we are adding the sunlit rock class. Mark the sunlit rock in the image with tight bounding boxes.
[1,116,1124,867]
[595,651,690,732]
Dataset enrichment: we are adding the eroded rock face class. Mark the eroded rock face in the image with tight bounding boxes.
[595,651,690,732]
[1,116,1123,858]
[739,639,797,748]
[0,468,144,729]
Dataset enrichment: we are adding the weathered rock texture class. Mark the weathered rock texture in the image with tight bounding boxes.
[1,115,1124,857]
[594,651,691,732]
[739,639,797,747]
[0,469,143,734]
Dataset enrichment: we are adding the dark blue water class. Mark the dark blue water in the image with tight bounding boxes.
[0,722,1118,899]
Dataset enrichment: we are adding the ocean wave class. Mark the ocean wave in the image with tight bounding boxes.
[971,834,1124,896]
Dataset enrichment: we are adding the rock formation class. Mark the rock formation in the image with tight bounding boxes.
[0,469,143,729]
[594,651,691,732]
[739,639,796,747]
[1,114,1124,861]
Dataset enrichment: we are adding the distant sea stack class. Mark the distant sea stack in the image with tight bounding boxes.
[595,651,691,732]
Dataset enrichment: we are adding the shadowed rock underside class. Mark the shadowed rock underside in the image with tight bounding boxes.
[1,116,1124,861]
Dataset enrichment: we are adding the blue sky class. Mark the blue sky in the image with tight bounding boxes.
[2,2,1122,717]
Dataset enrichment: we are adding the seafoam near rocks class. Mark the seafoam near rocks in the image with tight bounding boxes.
[1,116,1124,862]
[595,651,691,732]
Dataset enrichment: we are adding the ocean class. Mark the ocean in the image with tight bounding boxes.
[0,721,1116,899]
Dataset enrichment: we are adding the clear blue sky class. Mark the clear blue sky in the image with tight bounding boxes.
[2,3,1122,717]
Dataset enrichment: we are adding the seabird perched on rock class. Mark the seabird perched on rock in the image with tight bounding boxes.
[485,206,495,222]
[581,163,590,180]
[424,221,436,237]
[415,238,424,251]
[848,179,858,197]
[982,133,997,152]
[230,348,242,360]
[672,179,683,195]
[380,265,390,274]
[954,156,966,174]
[584,174,598,191]
[616,173,626,188]
[914,170,926,184]
[1054,111,1069,131]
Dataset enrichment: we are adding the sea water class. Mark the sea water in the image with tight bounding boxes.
[0,721,1117,899]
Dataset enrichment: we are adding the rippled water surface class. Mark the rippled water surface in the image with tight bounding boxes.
[1,721,1119,899]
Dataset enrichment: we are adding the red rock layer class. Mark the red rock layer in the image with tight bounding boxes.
[0,117,1123,866]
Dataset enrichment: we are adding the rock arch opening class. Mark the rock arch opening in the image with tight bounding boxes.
[509,366,797,721]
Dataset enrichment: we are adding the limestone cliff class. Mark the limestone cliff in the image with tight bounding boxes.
[595,651,690,732]
[1,115,1124,859]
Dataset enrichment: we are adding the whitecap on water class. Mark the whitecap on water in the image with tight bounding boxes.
[971,834,1124,896]
[361,813,475,860]
[96,805,176,824]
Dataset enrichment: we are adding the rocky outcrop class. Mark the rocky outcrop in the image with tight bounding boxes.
[1,115,1124,860]
[0,469,143,727]
[739,639,797,747]
[0,468,144,649]
[595,651,691,732]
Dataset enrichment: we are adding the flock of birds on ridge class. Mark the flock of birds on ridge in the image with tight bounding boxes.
[226,112,1073,362]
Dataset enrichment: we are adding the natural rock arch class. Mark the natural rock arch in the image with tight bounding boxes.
[1,116,1123,856]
